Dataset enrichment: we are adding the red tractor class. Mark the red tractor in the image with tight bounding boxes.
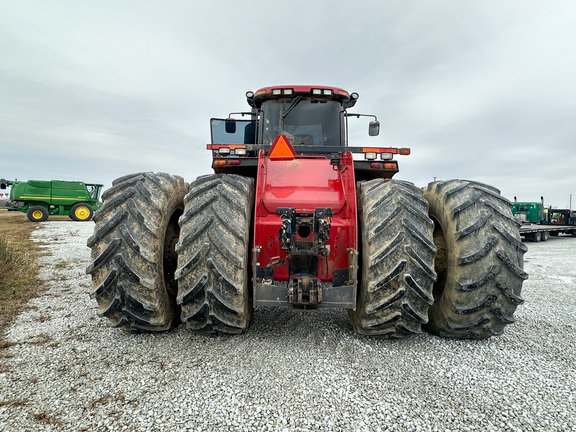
[87,85,528,339]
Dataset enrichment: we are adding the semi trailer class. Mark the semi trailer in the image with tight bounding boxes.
[512,197,576,241]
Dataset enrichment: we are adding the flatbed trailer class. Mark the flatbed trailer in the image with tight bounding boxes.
[518,223,576,242]
[513,199,576,242]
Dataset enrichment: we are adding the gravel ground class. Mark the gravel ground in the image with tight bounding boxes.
[1,221,575,432]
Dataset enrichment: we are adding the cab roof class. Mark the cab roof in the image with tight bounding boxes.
[251,85,357,108]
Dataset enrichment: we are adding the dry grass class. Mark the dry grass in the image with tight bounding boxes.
[0,210,44,341]
[88,391,126,409]
[31,411,62,426]
[0,398,30,407]
[28,332,54,346]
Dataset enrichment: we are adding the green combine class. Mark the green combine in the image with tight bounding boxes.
[0,179,103,222]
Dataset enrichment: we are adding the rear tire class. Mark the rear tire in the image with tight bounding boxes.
[27,206,49,222]
[422,180,528,339]
[176,174,254,334]
[86,172,188,331]
[348,179,437,337]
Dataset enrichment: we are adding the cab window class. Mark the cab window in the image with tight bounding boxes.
[211,118,256,144]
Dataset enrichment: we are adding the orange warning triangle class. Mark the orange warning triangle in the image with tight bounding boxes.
[268,135,296,160]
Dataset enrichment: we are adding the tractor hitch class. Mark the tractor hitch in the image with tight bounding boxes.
[275,207,333,308]
[252,206,358,310]
[277,207,332,256]
[288,276,322,308]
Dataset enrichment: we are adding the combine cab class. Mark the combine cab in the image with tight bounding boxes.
[87,85,527,339]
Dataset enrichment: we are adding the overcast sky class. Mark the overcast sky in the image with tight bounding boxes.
[1,0,575,208]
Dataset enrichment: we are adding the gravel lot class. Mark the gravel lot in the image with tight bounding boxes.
[1,221,575,432]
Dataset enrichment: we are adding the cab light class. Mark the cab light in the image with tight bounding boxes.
[234,148,247,156]
[399,148,411,155]
[214,160,227,166]
[272,88,293,96]
[311,88,333,96]
[380,153,393,160]
[218,147,231,155]
[364,152,377,160]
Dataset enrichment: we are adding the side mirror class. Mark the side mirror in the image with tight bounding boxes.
[225,118,236,134]
[369,121,380,136]
[0,179,7,189]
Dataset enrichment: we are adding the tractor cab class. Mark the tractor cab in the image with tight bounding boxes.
[211,86,358,147]
[249,86,357,148]
[208,85,408,180]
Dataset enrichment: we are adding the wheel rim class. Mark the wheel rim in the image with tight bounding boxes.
[32,210,43,220]
[75,206,90,220]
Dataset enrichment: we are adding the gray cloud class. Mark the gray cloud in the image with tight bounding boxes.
[1,0,575,208]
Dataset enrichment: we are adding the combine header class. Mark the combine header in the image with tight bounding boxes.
[87,85,527,339]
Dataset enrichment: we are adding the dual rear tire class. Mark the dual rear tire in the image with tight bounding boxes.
[87,172,253,334]
[87,174,526,339]
[350,179,527,339]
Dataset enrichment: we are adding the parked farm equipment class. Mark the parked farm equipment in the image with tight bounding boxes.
[87,85,527,339]
[0,179,103,222]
